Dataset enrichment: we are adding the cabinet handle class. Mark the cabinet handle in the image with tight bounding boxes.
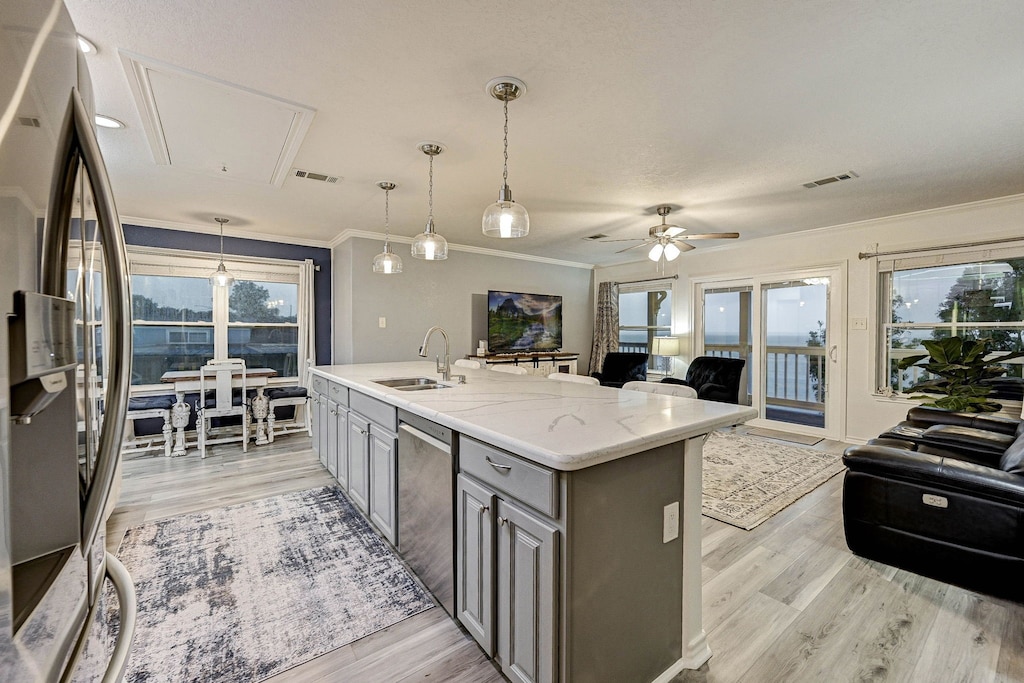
[497,517,507,526]
[360,429,368,436]
[330,409,337,416]
[486,456,512,472]
[480,505,489,514]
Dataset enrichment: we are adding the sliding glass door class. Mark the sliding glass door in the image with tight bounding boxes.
[699,267,843,439]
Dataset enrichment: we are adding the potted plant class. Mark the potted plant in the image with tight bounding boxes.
[897,336,1024,412]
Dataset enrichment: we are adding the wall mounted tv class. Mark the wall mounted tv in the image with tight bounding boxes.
[487,290,563,353]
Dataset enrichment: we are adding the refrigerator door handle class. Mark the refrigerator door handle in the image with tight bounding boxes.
[59,552,138,683]
[40,87,132,555]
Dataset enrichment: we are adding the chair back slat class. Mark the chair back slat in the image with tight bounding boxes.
[200,359,247,410]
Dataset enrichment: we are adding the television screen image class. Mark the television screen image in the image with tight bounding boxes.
[487,290,563,353]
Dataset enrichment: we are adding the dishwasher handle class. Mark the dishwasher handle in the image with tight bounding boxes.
[399,422,452,454]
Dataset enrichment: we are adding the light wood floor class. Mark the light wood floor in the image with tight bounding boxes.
[109,432,1024,683]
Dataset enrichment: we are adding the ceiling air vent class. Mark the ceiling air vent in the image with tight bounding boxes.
[583,233,609,240]
[803,170,859,189]
[293,169,341,184]
[18,116,40,127]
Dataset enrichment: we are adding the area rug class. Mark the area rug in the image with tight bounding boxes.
[88,486,434,683]
[702,431,844,530]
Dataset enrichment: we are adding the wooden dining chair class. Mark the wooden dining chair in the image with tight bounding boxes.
[196,358,249,458]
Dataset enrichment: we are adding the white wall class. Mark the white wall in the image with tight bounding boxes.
[333,237,594,368]
[595,194,1024,442]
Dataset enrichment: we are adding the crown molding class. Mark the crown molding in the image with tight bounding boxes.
[118,215,333,248]
[331,229,595,270]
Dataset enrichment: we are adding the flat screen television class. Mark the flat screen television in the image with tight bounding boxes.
[487,290,563,353]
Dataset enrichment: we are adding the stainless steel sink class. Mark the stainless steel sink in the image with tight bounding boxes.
[373,377,439,388]
[372,377,451,391]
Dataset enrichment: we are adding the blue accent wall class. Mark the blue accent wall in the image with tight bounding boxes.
[122,224,332,364]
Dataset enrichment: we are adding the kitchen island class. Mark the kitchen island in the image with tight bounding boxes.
[310,361,756,683]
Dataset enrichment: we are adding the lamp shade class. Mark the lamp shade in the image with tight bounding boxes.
[652,336,680,357]
[482,195,529,238]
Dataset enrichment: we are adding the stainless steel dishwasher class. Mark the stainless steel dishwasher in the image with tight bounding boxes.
[397,409,456,616]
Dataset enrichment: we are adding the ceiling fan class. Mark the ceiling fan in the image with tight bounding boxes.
[601,205,740,263]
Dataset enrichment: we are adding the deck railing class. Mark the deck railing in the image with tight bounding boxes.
[705,343,827,412]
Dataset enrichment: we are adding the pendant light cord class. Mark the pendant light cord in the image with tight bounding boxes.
[503,96,509,185]
[428,153,434,223]
[384,186,391,245]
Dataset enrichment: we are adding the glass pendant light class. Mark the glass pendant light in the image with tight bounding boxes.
[209,217,235,287]
[411,142,448,260]
[372,181,403,274]
[482,77,529,238]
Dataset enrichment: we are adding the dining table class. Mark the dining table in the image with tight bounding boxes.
[160,366,277,456]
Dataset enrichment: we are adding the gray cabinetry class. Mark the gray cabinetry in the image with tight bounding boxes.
[326,399,339,478]
[346,389,398,542]
[457,437,559,683]
[368,424,398,544]
[316,392,330,469]
[346,412,370,513]
[334,403,349,489]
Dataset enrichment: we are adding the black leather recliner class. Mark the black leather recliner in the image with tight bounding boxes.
[591,352,648,388]
[842,425,1024,601]
[662,356,746,404]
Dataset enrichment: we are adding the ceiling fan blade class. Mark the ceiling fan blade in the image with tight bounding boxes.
[674,241,697,252]
[615,242,652,254]
[598,238,651,243]
[678,232,740,240]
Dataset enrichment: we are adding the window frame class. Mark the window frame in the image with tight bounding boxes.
[875,244,1024,395]
[128,246,306,390]
[617,279,674,376]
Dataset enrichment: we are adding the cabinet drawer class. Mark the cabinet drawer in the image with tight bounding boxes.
[350,390,397,432]
[310,374,328,395]
[328,380,348,407]
[460,437,558,518]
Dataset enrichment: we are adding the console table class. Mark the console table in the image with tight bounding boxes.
[467,352,579,377]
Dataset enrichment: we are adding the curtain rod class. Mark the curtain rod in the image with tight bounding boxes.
[612,275,679,285]
[858,236,1024,260]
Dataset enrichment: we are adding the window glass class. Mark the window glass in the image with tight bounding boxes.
[881,257,1024,393]
[132,275,213,322]
[618,286,672,373]
[229,281,298,323]
[132,325,215,384]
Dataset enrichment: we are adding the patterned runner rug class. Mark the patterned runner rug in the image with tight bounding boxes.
[702,431,845,530]
[84,486,433,682]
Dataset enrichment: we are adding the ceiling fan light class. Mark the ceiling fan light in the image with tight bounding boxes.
[664,242,681,261]
[648,243,664,262]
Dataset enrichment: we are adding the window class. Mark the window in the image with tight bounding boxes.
[878,250,1024,393]
[618,280,673,374]
[129,249,311,386]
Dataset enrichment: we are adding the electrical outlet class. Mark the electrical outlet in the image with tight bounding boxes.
[663,502,679,543]
[378,317,386,328]
[851,317,867,330]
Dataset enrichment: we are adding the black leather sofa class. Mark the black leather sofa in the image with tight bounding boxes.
[843,410,1024,600]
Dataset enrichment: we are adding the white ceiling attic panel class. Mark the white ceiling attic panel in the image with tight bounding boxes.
[120,51,315,186]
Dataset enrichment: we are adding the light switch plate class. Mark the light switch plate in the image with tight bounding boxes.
[663,502,679,543]
[851,317,867,330]
[378,317,386,328]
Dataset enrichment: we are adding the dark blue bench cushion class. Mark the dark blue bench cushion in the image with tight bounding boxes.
[267,386,308,400]
[128,395,176,411]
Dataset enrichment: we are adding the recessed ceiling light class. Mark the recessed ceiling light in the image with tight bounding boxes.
[77,35,97,54]
[95,114,125,129]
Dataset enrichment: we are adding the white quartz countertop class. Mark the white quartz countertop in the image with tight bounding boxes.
[312,361,757,471]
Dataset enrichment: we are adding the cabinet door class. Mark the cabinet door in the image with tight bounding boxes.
[326,399,339,478]
[346,413,370,513]
[457,474,495,655]
[497,499,558,683]
[317,393,331,468]
[368,424,397,545]
[335,406,349,489]
[310,393,322,458]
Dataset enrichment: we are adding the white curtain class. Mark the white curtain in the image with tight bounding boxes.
[589,281,619,374]
[297,259,316,385]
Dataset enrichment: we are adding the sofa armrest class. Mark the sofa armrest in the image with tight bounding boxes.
[696,382,733,403]
[843,445,1024,506]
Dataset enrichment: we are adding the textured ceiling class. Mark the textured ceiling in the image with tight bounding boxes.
[65,0,1024,265]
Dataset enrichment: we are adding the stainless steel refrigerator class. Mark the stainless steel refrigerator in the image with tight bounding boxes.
[1,0,137,680]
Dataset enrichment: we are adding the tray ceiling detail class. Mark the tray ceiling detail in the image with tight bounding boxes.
[120,51,315,187]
